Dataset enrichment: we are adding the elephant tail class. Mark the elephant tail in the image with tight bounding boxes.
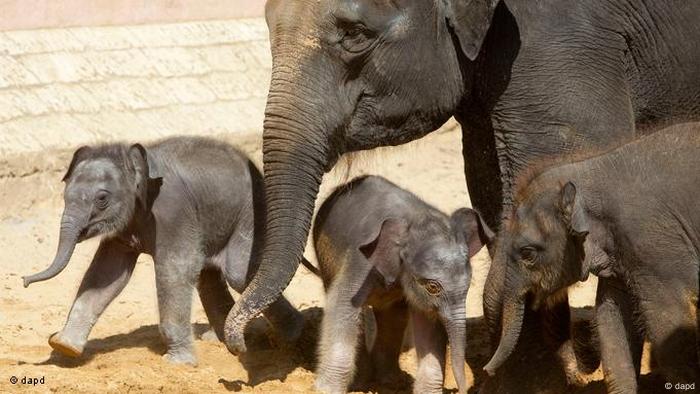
[300,257,321,277]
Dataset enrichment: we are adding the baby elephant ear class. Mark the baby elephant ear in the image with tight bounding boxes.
[451,208,494,258]
[128,144,150,211]
[560,181,589,237]
[62,146,91,182]
[359,218,409,287]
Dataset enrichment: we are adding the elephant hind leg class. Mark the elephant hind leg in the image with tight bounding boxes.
[197,267,235,342]
[370,300,409,387]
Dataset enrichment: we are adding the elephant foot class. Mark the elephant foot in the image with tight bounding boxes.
[412,380,445,394]
[314,377,346,394]
[48,332,84,358]
[376,368,410,390]
[199,328,220,342]
[272,311,305,344]
[163,348,197,366]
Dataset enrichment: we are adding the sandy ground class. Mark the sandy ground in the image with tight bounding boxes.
[0,125,642,393]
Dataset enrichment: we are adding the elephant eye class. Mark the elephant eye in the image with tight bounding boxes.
[95,191,110,210]
[520,246,538,268]
[339,23,375,54]
[423,280,442,296]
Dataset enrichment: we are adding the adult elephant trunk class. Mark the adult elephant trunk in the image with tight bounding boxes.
[483,256,526,376]
[224,73,333,354]
[23,209,86,287]
[443,310,468,394]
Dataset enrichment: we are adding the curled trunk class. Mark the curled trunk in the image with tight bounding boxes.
[483,288,525,376]
[224,81,331,353]
[23,211,85,287]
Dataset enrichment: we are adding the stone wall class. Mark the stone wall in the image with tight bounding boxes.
[0,17,271,158]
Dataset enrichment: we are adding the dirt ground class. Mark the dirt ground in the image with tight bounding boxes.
[1,125,658,393]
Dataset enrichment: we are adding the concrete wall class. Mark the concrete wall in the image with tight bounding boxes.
[0,1,266,30]
[0,17,272,158]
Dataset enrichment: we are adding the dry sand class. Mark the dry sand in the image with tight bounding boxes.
[1,124,660,393]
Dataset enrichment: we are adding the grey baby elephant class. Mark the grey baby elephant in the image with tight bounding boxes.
[307,175,492,394]
[23,137,303,365]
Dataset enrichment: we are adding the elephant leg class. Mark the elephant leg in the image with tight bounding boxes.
[197,267,234,342]
[261,295,304,344]
[221,237,304,345]
[411,309,447,394]
[596,278,640,394]
[542,295,586,386]
[315,253,374,393]
[154,252,200,366]
[636,277,699,382]
[571,315,601,375]
[370,300,409,387]
[50,239,138,357]
[460,120,503,231]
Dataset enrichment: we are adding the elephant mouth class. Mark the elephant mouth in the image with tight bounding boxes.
[78,220,106,242]
[534,287,570,311]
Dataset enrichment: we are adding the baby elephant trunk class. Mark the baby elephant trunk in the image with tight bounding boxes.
[444,311,468,394]
[482,292,525,376]
[23,211,85,288]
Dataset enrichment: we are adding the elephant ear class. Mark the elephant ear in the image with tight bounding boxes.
[560,182,615,278]
[128,144,161,211]
[359,218,409,287]
[450,207,494,258]
[443,0,500,60]
[62,146,91,182]
[560,181,589,238]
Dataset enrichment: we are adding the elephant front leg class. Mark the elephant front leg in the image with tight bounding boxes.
[459,119,503,231]
[51,239,138,357]
[155,252,200,366]
[411,310,447,394]
[596,278,641,394]
[315,255,374,393]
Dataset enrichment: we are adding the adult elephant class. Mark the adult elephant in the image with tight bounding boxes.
[225,0,700,390]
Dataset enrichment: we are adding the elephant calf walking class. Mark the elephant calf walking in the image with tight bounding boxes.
[484,123,700,393]
[23,137,303,365]
[307,175,492,394]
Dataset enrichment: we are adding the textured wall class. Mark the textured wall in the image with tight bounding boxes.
[0,1,266,31]
[0,18,271,157]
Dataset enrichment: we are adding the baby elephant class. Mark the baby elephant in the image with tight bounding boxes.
[23,137,303,365]
[484,123,700,392]
[309,175,492,394]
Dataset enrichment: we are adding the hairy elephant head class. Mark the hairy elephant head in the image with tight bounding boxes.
[359,208,492,393]
[23,144,160,288]
[225,0,500,354]
[483,180,609,375]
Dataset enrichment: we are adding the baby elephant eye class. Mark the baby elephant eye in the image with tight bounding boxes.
[520,246,538,267]
[423,280,442,296]
[95,191,110,210]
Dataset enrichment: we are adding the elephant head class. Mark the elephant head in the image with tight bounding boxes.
[483,180,610,375]
[23,144,158,288]
[360,208,492,393]
[225,0,500,353]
